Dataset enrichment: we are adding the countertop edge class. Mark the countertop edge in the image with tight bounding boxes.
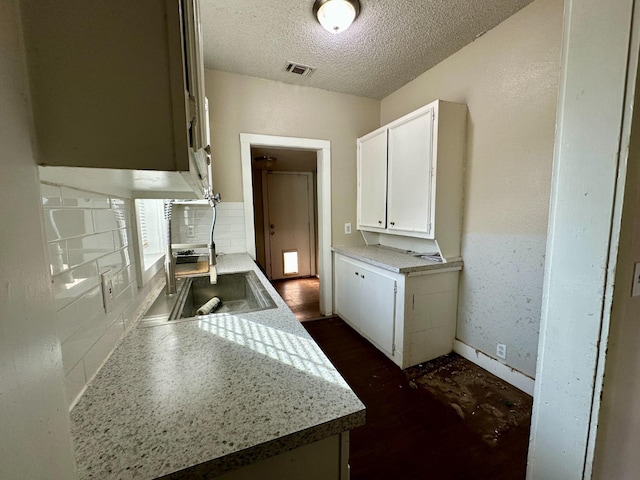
[162,410,366,479]
[332,245,463,274]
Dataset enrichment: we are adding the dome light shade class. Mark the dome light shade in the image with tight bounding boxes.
[314,0,360,34]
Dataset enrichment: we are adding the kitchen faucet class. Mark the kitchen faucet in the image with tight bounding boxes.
[204,188,222,284]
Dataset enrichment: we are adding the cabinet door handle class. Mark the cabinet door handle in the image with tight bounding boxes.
[361,274,365,279]
[354,271,359,276]
[390,221,395,226]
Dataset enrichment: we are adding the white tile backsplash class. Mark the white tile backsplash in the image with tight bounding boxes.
[44,209,95,240]
[52,262,101,311]
[66,361,87,408]
[41,192,249,408]
[83,320,124,382]
[62,186,111,209]
[41,183,62,207]
[92,208,120,232]
[75,286,103,320]
[62,310,105,375]
[67,231,116,268]
[55,302,80,344]
[41,184,161,408]
[48,241,68,275]
[113,228,129,249]
[171,202,247,255]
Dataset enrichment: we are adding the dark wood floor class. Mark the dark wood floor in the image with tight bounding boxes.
[303,317,529,480]
[271,276,322,321]
[272,278,528,479]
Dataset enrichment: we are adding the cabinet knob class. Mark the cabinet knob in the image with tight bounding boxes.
[354,271,359,276]
[390,221,395,226]
[361,274,365,279]
[378,220,382,225]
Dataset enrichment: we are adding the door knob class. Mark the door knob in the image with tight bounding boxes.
[270,224,275,229]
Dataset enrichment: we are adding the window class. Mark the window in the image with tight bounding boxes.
[134,199,166,284]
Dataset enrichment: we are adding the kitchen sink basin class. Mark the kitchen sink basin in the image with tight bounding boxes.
[140,271,277,326]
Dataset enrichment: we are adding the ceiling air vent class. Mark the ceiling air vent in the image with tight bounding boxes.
[283,62,316,77]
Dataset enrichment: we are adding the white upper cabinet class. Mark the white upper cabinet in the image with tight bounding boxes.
[21,0,210,196]
[387,109,434,234]
[357,129,388,229]
[357,100,466,256]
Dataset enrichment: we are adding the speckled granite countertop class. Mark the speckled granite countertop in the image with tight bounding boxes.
[70,254,365,479]
[332,245,463,274]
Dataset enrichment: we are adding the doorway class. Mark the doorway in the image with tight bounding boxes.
[240,133,332,315]
[262,171,316,280]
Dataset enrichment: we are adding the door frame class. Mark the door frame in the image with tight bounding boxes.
[262,171,316,280]
[240,133,332,315]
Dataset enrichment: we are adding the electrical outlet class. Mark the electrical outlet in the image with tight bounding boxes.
[496,343,507,359]
[632,262,640,297]
[344,223,352,234]
[187,225,196,238]
[101,271,116,313]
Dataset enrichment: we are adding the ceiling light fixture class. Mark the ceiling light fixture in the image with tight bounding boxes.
[313,0,360,34]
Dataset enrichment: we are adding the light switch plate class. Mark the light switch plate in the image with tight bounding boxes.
[345,223,352,234]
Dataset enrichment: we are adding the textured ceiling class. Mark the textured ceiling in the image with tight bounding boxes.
[201,0,534,99]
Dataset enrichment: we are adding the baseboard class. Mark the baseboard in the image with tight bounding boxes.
[453,340,535,396]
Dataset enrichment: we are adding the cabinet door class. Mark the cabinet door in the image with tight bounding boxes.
[387,109,434,235]
[358,266,397,356]
[334,255,362,329]
[335,255,396,357]
[357,130,388,229]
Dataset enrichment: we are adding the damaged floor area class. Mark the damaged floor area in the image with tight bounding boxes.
[405,353,532,447]
[304,317,533,480]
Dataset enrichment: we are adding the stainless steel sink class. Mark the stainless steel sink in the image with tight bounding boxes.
[140,271,277,327]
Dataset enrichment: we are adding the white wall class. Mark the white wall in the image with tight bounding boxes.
[380,0,563,377]
[205,69,380,248]
[40,184,164,407]
[0,1,77,477]
[527,0,639,476]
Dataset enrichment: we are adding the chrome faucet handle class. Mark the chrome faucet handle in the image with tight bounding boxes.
[203,186,221,206]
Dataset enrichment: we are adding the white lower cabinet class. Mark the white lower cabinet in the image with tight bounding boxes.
[335,254,397,357]
[217,433,349,480]
[334,253,460,369]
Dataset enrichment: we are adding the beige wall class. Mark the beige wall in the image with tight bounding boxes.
[380,0,563,377]
[205,70,380,248]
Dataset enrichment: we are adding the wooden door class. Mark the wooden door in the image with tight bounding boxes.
[264,172,314,280]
